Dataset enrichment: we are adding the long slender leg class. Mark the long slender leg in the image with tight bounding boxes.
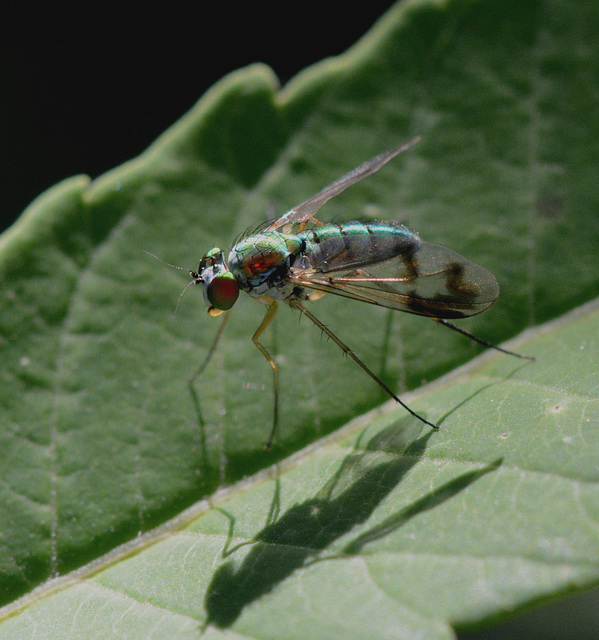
[187,313,230,459]
[252,302,280,449]
[289,299,439,430]
[188,311,231,383]
[435,318,535,360]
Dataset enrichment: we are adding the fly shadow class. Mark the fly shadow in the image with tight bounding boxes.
[203,418,502,629]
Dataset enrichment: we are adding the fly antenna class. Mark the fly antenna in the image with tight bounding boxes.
[144,250,198,313]
[144,250,189,272]
[174,279,200,313]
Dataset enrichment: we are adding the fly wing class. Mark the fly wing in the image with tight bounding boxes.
[290,241,500,319]
[265,139,420,231]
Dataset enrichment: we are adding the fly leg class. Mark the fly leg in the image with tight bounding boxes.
[252,302,280,449]
[187,312,230,462]
[283,216,324,234]
[435,318,535,360]
[289,299,439,430]
[188,311,231,384]
[297,216,324,232]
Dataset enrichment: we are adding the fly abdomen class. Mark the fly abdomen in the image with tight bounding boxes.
[299,221,420,273]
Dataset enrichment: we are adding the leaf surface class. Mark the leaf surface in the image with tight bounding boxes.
[1,299,598,638]
[0,0,598,632]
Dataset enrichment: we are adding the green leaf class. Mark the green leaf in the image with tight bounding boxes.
[1,298,598,639]
[1,0,598,630]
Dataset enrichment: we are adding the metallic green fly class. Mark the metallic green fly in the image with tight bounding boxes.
[188,139,532,448]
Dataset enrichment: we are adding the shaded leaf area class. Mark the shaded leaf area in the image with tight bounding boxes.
[204,434,497,630]
[0,298,598,639]
[1,0,599,610]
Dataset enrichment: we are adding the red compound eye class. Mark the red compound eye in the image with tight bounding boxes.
[207,274,239,310]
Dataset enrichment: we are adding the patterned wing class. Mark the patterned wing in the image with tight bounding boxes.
[290,241,499,319]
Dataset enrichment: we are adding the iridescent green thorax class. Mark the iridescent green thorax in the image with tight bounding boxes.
[228,232,303,299]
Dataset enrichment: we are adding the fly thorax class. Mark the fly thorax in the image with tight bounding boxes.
[228,232,303,299]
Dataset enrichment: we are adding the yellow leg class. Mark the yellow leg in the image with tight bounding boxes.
[252,302,280,449]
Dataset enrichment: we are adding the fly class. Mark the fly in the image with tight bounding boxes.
[188,138,533,449]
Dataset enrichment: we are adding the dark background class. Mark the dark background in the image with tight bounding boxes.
[1,4,395,234]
